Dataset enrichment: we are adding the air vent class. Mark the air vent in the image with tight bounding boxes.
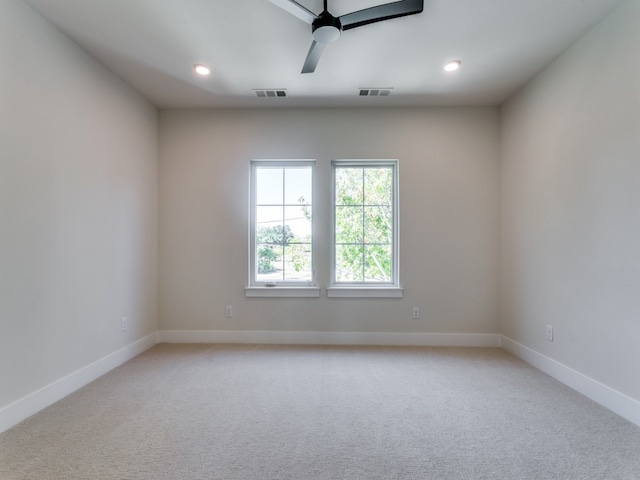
[254,89,288,98]
[359,88,393,97]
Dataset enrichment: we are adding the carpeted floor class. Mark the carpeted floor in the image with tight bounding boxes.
[1,344,639,479]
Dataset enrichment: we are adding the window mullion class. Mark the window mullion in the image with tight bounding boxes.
[361,168,366,283]
[281,168,286,282]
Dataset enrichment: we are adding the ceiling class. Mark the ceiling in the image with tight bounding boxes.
[24,0,624,109]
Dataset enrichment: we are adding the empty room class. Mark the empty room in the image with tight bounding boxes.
[1,0,639,478]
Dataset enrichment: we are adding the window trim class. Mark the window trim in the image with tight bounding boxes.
[326,286,403,298]
[248,160,317,296]
[245,286,321,298]
[330,159,401,295]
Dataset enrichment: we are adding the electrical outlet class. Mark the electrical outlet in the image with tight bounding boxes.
[121,317,128,332]
[546,324,553,342]
[225,305,233,318]
[412,307,420,319]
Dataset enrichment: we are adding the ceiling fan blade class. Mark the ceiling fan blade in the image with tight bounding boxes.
[301,40,327,74]
[268,0,317,24]
[339,0,423,31]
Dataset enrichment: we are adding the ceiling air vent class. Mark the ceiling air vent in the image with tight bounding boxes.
[254,89,288,98]
[359,88,393,97]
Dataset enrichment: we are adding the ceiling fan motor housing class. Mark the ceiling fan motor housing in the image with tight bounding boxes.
[312,11,342,43]
[268,0,424,73]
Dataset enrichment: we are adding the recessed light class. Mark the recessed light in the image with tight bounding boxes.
[444,60,461,72]
[194,64,210,76]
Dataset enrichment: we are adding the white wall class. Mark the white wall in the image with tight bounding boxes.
[0,0,158,410]
[500,0,640,401]
[159,107,499,336]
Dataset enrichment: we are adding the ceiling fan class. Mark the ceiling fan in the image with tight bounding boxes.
[269,0,424,73]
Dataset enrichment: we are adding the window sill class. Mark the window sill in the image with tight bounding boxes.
[327,287,404,298]
[245,286,321,298]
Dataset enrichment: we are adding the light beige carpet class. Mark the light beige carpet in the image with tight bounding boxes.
[1,344,639,479]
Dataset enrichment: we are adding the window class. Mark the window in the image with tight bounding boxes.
[248,161,317,296]
[330,160,400,296]
[246,159,401,298]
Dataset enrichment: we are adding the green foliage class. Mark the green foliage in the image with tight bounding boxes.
[257,225,293,274]
[336,244,364,282]
[257,221,311,278]
[287,243,311,273]
[257,245,279,273]
[257,224,294,246]
[299,196,311,221]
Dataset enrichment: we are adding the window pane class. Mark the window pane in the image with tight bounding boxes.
[256,206,283,244]
[256,245,284,281]
[284,244,312,281]
[256,168,283,205]
[335,206,363,244]
[364,167,392,206]
[364,245,392,282]
[335,168,363,205]
[335,244,364,282]
[364,205,392,244]
[284,167,312,205]
[285,206,311,242]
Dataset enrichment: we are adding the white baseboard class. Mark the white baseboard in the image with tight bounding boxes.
[159,329,502,347]
[501,336,640,428]
[0,332,159,434]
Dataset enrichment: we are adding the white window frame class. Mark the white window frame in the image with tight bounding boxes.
[328,159,402,298]
[246,160,319,298]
